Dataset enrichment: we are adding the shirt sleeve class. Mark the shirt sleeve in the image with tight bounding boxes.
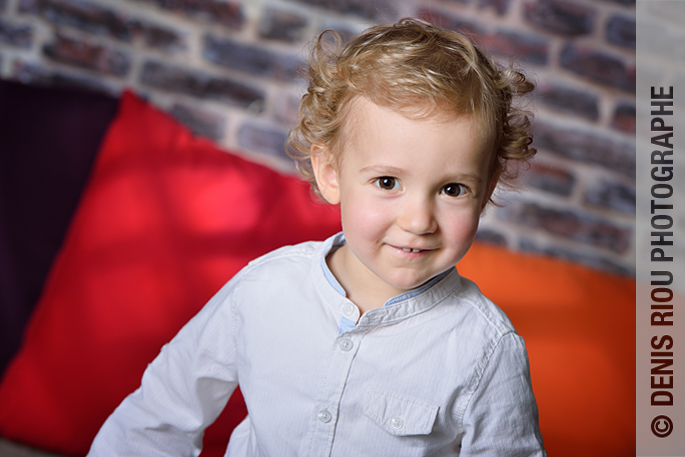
[459,332,546,457]
[87,279,240,457]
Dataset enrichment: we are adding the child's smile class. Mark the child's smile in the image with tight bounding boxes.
[313,97,494,312]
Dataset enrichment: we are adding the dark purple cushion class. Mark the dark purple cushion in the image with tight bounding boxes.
[0,80,119,376]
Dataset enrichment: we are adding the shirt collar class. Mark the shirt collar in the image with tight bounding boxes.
[320,232,456,307]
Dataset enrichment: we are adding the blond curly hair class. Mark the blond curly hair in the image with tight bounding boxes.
[287,18,535,204]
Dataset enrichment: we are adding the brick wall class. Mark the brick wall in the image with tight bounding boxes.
[0,0,636,276]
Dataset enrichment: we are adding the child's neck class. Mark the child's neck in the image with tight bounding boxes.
[326,244,403,315]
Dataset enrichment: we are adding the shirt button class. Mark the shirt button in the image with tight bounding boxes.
[318,409,332,423]
[339,338,353,352]
[391,417,404,429]
[342,302,356,317]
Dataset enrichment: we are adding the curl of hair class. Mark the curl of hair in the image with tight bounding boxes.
[287,18,536,204]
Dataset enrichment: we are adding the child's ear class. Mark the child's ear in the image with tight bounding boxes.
[311,145,341,205]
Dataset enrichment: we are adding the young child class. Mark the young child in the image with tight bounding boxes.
[89,18,545,456]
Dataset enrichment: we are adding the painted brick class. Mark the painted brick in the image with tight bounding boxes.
[598,0,635,6]
[479,29,549,65]
[43,33,130,76]
[583,179,635,214]
[523,0,596,37]
[11,59,116,93]
[533,121,635,177]
[416,8,485,37]
[274,91,302,125]
[536,82,599,121]
[140,60,265,110]
[131,0,244,30]
[475,228,507,246]
[605,14,635,49]
[19,0,186,52]
[478,0,511,15]
[237,122,289,160]
[499,200,632,253]
[140,24,186,53]
[0,18,34,48]
[19,0,135,41]
[258,8,308,43]
[524,162,576,196]
[611,100,636,133]
[559,43,635,93]
[203,35,301,82]
[0,0,7,12]
[289,0,394,21]
[169,103,225,140]
[519,238,632,276]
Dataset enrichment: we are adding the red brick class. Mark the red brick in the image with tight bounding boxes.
[478,0,511,15]
[416,8,485,38]
[479,29,549,65]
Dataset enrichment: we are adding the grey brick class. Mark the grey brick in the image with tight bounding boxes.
[0,18,34,48]
[130,0,244,30]
[533,121,635,177]
[583,179,635,214]
[169,103,225,140]
[535,82,599,121]
[11,60,117,94]
[611,100,635,133]
[289,0,394,21]
[478,0,511,15]
[524,0,596,37]
[479,29,549,65]
[259,8,308,43]
[605,14,635,49]
[140,60,265,110]
[500,200,632,253]
[475,228,507,246]
[524,162,576,196]
[237,122,290,160]
[43,33,130,76]
[519,238,633,276]
[417,8,485,37]
[19,0,135,41]
[559,43,635,93]
[203,35,302,82]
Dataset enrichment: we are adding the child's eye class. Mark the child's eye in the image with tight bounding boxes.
[375,177,400,190]
[441,183,467,197]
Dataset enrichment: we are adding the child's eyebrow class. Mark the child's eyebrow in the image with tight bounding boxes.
[360,164,484,184]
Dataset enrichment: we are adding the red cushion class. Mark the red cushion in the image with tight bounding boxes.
[0,91,341,456]
[460,243,636,456]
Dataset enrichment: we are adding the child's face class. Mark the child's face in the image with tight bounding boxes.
[313,97,494,300]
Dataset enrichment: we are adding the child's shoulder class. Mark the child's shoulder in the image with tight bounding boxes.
[453,274,518,338]
[242,237,329,274]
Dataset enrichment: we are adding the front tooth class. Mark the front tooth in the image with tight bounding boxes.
[412,248,420,253]
[403,248,411,252]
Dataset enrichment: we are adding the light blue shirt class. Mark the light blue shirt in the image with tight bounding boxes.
[88,233,546,456]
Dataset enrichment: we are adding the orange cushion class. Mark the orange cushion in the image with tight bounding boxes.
[460,243,636,456]
[0,92,341,456]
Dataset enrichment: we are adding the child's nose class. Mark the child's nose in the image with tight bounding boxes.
[397,198,438,235]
